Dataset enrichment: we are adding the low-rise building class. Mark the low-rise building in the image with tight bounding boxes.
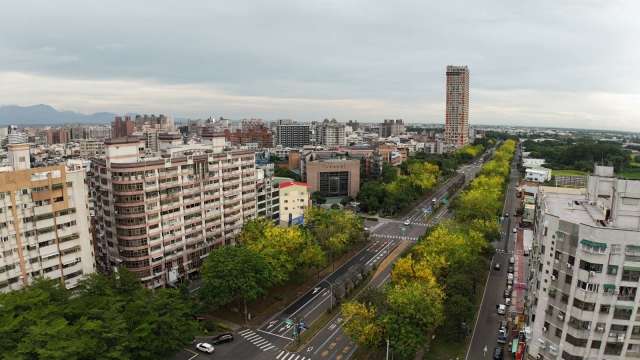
[278,181,309,226]
[523,158,546,168]
[525,167,552,183]
[305,159,360,198]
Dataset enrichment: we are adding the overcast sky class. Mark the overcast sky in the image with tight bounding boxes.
[1,0,639,131]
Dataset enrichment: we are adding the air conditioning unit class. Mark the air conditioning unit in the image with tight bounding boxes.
[543,326,548,333]
[557,314,564,320]
[567,263,572,269]
[555,259,559,264]
[551,275,557,281]
[596,325,605,332]
[590,271,596,277]
[618,335,625,342]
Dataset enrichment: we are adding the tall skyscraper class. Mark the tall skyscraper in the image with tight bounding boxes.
[444,65,470,147]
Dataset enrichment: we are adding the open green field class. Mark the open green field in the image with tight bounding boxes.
[618,170,640,180]
[551,169,588,176]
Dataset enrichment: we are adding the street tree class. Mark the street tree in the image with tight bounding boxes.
[200,246,272,319]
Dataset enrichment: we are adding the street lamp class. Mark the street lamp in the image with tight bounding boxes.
[321,279,334,310]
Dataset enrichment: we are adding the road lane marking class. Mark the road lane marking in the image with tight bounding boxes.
[184,348,199,360]
[257,329,294,341]
[313,323,343,355]
[303,292,331,318]
[262,345,275,351]
[276,350,285,359]
[239,328,252,335]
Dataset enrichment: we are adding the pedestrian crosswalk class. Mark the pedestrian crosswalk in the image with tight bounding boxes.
[238,329,276,352]
[370,233,419,241]
[275,350,312,360]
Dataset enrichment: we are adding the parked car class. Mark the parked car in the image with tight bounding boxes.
[211,333,234,345]
[505,297,512,306]
[496,304,506,315]
[499,320,508,332]
[503,289,511,298]
[507,273,514,282]
[507,265,514,273]
[196,343,215,353]
[494,263,501,271]
[504,212,509,217]
[404,219,411,226]
[512,227,517,233]
[497,330,508,344]
[493,345,504,359]
[507,278,513,286]
[509,257,515,265]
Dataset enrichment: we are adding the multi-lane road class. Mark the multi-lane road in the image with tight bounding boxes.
[175,154,490,360]
[466,144,522,360]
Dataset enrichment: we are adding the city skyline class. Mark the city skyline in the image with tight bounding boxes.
[1,1,639,131]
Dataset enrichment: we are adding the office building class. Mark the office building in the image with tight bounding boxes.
[90,138,257,288]
[444,65,470,147]
[306,159,360,197]
[275,123,311,148]
[278,181,309,226]
[0,144,94,293]
[527,166,640,359]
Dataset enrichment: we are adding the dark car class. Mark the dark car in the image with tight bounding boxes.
[211,333,234,345]
[507,265,514,273]
[503,289,511,298]
[493,345,504,359]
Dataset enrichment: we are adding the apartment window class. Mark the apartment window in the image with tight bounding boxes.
[613,307,633,320]
[591,340,601,349]
[561,293,569,304]
[555,327,563,338]
[622,268,640,282]
[568,255,575,266]
[565,333,588,347]
[600,304,611,313]
[565,274,573,285]
[579,260,603,273]
[573,298,595,312]
[608,265,619,275]
[618,286,637,301]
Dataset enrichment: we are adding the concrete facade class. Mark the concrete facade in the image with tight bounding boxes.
[527,166,640,359]
[278,181,309,226]
[306,159,360,198]
[444,65,470,147]
[0,157,94,293]
[90,139,258,288]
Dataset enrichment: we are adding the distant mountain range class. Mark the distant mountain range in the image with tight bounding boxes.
[0,104,116,125]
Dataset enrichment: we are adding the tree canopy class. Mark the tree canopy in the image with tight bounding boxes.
[0,271,198,360]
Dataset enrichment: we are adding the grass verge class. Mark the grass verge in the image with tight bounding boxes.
[551,169,588,176]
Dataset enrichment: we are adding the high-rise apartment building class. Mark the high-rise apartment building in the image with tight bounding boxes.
[112,116,135,138]
[444,65,470,147]
[315,119,346,147]
[379,119,405,138]
[275,123,311,148]
[90,139,258,288]
[527,166,640,359]
[0,144,94,293]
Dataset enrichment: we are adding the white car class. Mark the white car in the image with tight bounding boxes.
[404,219,411,226]
[196,343,215,353]
[497,304,506,315]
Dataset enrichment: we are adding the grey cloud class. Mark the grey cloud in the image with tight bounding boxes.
[0,0,639,129]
